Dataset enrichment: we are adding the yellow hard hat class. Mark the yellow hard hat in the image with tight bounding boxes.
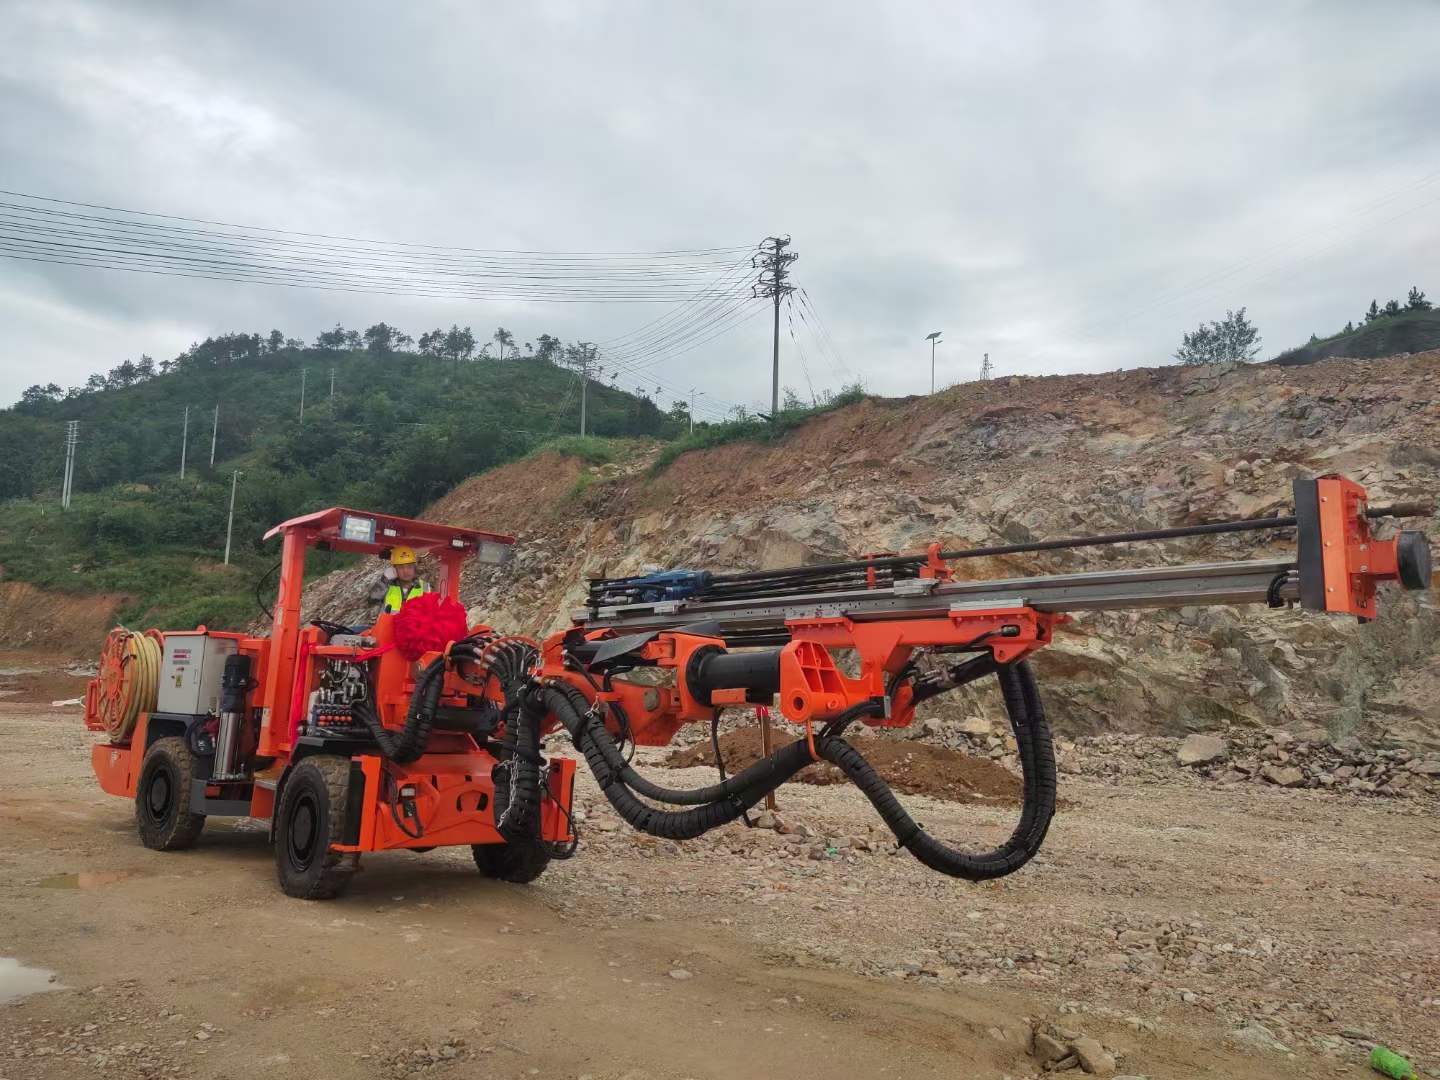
[390,546,418,567]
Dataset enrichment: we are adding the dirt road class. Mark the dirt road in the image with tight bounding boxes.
[2,697,1436,1080]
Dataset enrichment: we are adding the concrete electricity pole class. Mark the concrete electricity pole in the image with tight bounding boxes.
[180,405,189,478]
[752,236,798,416]
[926,331,943,393]
[223,470,243,565]
[573,343,598,436]
[209,404,219,467]
[299,368,308,420]
[61,421,78,509]
[329,366,337,401]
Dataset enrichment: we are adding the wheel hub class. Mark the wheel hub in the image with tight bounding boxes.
[287,796,318,868]
[146,771,171,820]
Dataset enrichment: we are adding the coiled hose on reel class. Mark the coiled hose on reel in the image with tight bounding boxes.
[545,659,1057,881]
[94,628,163,740]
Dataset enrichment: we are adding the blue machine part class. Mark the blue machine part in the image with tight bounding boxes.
[602,569,713,604]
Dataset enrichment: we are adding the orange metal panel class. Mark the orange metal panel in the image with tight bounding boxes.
[91,714,148,798]
[336,749,574,853]
[258,528,307,758]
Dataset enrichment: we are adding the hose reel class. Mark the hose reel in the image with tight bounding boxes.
[93,627,163,740]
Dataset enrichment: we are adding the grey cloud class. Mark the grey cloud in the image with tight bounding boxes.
[1,0,1437,408]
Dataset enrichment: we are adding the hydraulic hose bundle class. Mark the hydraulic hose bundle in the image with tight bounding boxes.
[544,659,1056,879]
[349,632,551,844]
[351,633,509,765]
[93,627,163,740]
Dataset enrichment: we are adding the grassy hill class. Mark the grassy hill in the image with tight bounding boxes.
[0,336,677,630]
[1271,307,1440,366]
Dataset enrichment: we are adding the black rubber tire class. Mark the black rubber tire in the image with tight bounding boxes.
[471,840,550,884]
[275,756,356,900]
[135,736,206,851]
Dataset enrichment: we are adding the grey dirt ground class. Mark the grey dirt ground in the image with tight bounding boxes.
[1,698,1436,1080]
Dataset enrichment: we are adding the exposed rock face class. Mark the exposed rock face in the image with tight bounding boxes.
[304,352,1440,746]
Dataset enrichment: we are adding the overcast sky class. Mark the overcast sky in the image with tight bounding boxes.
[2,0,1438,415]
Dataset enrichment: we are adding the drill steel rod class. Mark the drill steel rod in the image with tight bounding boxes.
[579,558,1301,635]
[676,501,1431,588]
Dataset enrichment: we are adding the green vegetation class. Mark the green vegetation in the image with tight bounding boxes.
[1272,287,1439,366]
[1175,308,1262,366]
[649,381,867,474]
[1,325,680,628]
[2,320,873,630]
[536,435,617,467]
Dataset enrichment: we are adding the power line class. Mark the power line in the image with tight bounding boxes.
[0,189,753,258]
[0,190,759,302]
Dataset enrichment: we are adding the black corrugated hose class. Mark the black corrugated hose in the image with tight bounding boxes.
[546,659,1056,880]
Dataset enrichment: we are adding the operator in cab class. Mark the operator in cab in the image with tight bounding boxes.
[367,546,431,613]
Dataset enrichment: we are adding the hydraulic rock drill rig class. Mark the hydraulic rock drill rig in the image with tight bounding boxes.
[533,474,1430,881]
[84,476,1430,898]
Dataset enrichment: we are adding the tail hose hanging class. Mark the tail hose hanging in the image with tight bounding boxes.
[548,659,1056,880]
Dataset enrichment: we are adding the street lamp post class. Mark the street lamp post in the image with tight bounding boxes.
[925,331,943,394]
[689,388,705,435]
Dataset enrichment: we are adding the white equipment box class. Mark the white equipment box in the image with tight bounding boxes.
[158,633,236,716]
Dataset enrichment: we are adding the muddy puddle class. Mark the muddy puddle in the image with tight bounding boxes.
[0,957,64,1004]
[40,869,146,889]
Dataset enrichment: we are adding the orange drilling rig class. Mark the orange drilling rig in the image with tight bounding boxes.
[86,508,574,898]
[84,476,1431,898]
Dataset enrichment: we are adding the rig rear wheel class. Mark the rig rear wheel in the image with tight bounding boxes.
[275,756,356,900]
[472,840,550,884]
[135,736,206,851]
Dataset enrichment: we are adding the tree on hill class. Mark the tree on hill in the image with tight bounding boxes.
[492,327,514,359]
[314,324,349,351]
[534,334,561,363]
[1364,300,1382,323]
[1174,308,1261,365]
[265,329,285,354]
[442,325,476,367]
[363,322,405,354]
[1383,299,1403,317]
[417,328,443,357]
[1407,286,1431,311]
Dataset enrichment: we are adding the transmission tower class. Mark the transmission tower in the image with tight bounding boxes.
[981,352,993,380]
[752,236,798,416]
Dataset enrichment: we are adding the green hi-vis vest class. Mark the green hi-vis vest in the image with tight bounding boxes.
[382,579,430,613]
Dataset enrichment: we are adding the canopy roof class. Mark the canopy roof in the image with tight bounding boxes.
[262,506,515,557]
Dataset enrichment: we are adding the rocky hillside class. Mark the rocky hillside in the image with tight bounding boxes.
[306,351,1440,748]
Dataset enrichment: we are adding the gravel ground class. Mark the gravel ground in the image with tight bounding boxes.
[2,701,1436,1080]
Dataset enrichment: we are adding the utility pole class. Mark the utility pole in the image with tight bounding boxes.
[61,421,78,509]
[981,352,993,380]
[180,406,189,478]
[926,331,943,393]
[298,367,308,420]
[574,343,598,436]
[209,404,219,467]
[329,366,336,401]
[223,470,243,565]
[689,388,704,436]
[752,236,798,416]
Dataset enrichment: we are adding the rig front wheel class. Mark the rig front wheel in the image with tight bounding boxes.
[275,756,356,900]
[135,737,206,851]
[472,840,550,884]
